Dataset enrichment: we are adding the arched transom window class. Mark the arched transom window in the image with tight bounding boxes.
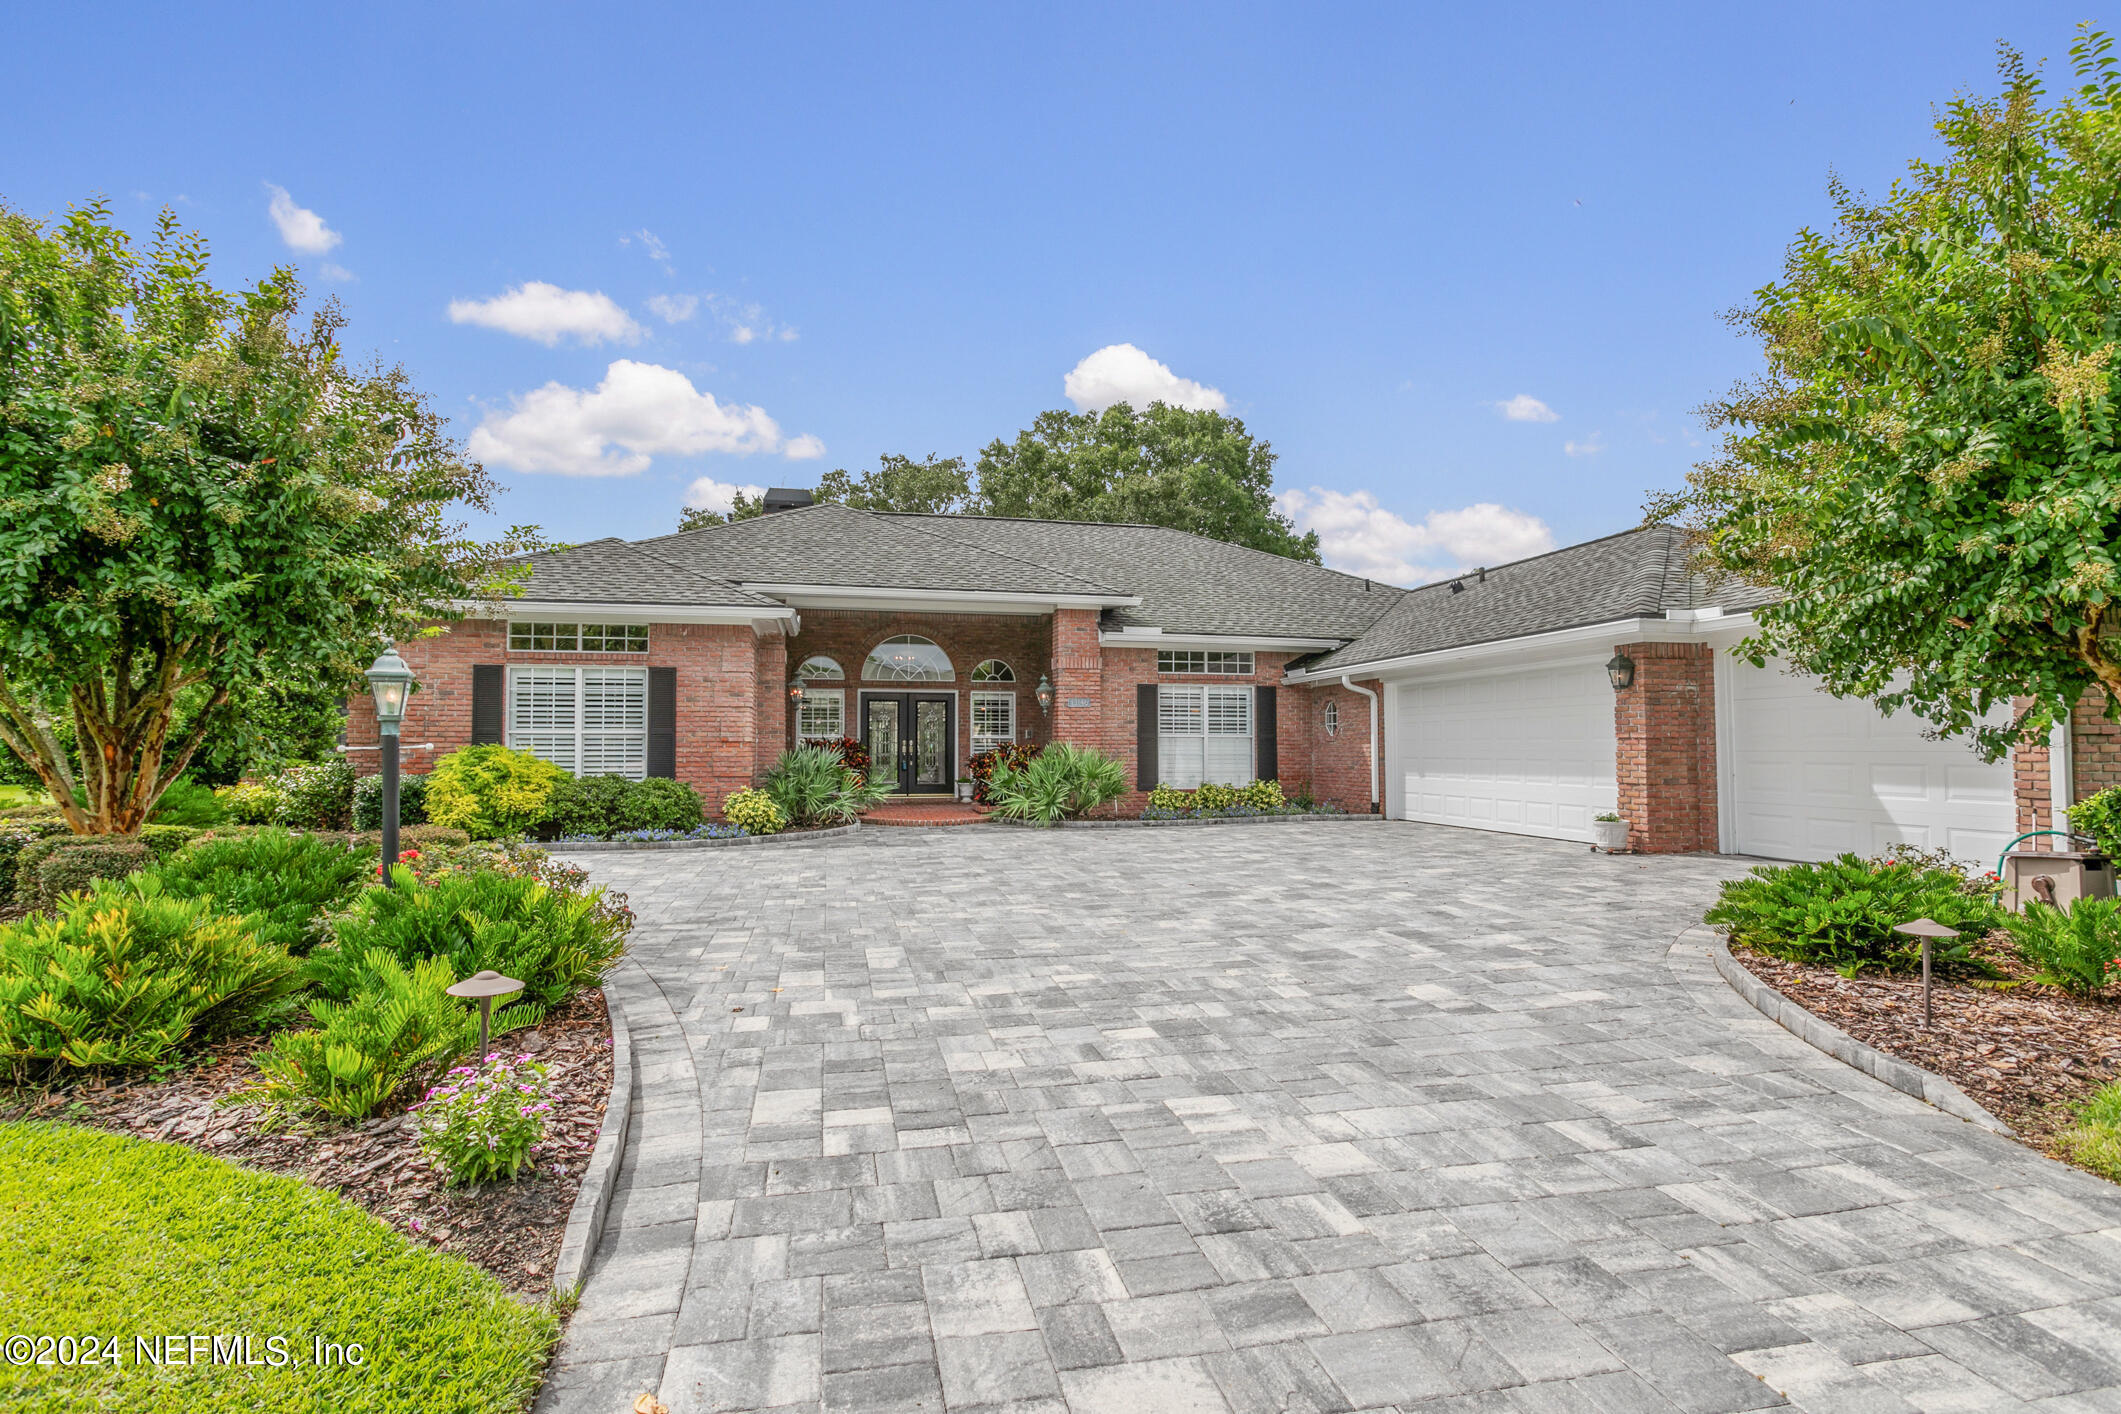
[863,635,954,682]
[971,659,1015,682]
[798,656,844,681]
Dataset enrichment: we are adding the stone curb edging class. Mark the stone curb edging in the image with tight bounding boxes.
[549,969,636,1298]
[1706,931,2011,1134]
[552,822,860,853]
[991,812,1389,830]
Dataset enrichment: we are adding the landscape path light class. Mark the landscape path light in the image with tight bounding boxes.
[445,970,525,1060]
[1893,917,1960,1028]
[364,645,417,888]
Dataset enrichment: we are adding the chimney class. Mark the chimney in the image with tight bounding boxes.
[762,487,815,514]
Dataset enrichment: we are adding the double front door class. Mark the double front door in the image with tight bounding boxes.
[862,692,954,794]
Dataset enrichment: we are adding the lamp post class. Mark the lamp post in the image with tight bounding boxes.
[445,970,525,1060]
[1893,917,1960,1028]
[364,645,416,887]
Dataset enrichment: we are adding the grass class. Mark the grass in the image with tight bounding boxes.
[2060,1081,2121,1183]
[0,1122,558,1412]
[0,785,36,808]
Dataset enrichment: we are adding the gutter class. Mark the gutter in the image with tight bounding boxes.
[1341,676,1380,812]
[1284,609,1756,685]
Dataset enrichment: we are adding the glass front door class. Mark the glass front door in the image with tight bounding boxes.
[861,693,955,793]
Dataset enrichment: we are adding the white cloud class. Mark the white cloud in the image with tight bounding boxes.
[467,359,817,476]
[1494,393,1558,423]
[448,282,644,347]
[646,293,699,324]
[1064,344,1227,414]
[683,476,767,515]
[623,229,675,273]
[1277,487,1555,585]
[784,433,826,460]
[265,183,341,254]
[1564,433,1604,457]
[320,262,355,282]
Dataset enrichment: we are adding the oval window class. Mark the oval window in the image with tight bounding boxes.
[1323,700,1339,737]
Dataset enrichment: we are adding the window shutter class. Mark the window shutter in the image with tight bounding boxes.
[647,667,677,779]
[1136,683,1158,790]
[471,666,505,745]
[1255,685,1277,782]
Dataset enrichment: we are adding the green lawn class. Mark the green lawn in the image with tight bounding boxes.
[0,1122,558,1412]
[0,785,36,808]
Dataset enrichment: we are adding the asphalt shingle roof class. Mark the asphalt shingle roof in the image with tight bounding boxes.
[511,538,784,608]
[1300,525,1775,673]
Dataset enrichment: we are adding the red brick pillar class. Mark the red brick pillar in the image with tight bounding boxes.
[1612,641,1718,853]
[755,631,789,778]
[1049,608,1103,750]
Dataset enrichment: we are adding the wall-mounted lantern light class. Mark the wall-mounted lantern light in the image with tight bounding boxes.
[1035,673,1054,713]
[787,678,805,703]
[1605,652,1636,692]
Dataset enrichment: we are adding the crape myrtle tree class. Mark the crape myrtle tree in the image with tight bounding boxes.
[0,200,537,833]
[1649,27,2121,760]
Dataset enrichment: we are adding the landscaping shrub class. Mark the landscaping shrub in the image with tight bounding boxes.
[988,743,1127,824]
[1703,852,2004,974]
[314,866,628,1011]
[426,745,566,839]
[2005,897,2121,994]
[352,770,429,829]
[1150,780,1288,814]
[546,773,704,838]
[146,774,227,827]
[149,829,378,955]
[722,787,786,835]
[970,743,1038,804]
[350,823,471,853]
[2060,1081,2121,1183]
[249,952,480,1118]
[805,734,874,785]
[271,759,357,829]
[214,777,285,825]
[0,1121,559,1414]
[2068,787,2121,858]
[620,776,705,832]
[34,839,152,909]
[416,1053,553,1185]
[0,877,301,1067]
[764,744,894,826]
[0,820,69,906]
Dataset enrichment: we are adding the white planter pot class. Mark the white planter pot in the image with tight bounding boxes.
[1591,819,1630,853]
[955,783,974,803]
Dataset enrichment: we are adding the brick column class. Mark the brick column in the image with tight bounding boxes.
[755,631,789,777]
[1612,641,1717,853]
[1049,608,1103,750]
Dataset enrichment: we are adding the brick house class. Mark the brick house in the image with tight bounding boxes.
[348,496,2078,858]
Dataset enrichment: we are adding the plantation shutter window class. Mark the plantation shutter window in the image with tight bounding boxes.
[798,690,844,740]
[971,691,1016,754]
[507,666,649,780]
[1156,685,1253,789]
[1203,686,1253,785]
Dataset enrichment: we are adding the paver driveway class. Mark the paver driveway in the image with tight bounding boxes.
[538,822,2121,1413]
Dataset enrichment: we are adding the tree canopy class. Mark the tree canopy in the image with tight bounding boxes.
[678,405,1317,563]
[1649,27,2121,759]
[0,200,531,831]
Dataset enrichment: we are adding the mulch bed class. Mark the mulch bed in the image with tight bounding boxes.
[1,989,614,1297]
[1731,939,2121,1159]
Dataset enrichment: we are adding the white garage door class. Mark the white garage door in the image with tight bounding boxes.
[1724,659,2015,862]
[1393,661,1618,842]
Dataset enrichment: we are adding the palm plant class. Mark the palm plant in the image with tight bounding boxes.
[764,745,894,826]
[987,744,1127,825]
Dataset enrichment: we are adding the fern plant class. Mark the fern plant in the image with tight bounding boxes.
[2005,897,2121,994]
[147,828,377,954]
[1703,853,2003,974]
[248,951,489,1118]
[0,876,301,1068]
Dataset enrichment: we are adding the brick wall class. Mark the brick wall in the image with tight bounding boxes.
[1096,650,1312,814]
[753,632,788,781]
[1612,640,1717,853]
[780,609,1054,771]
[2075,688,2121,804]
[347,618,764,811]
[1286,679,1382,813]
[1050,608,1104,757]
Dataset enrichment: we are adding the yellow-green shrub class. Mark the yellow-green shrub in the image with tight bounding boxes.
[425,746,566,839]
[723,788,786,835]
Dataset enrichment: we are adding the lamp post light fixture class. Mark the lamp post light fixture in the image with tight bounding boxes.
[445,969,525,1060]
[1605,652,1636,692]
[1035,673,1054,714]
[1893,917,1960,1027]
[364,645,417,888]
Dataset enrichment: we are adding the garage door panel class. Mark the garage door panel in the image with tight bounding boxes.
[1728,659,2013,863]
[1395,662,1618,843]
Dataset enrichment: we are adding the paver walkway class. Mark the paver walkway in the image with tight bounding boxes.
[537,823,2121,1413]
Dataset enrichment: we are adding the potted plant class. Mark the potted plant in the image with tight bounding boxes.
[1591,813,1629,853]
[955,776,975,803]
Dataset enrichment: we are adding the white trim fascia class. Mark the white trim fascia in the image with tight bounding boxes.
[737,583,1140,614]
[1282,610,1760,685]
[1098,630,1345,651]
[453,599,796,627]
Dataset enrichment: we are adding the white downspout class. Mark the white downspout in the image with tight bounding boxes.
[1341,676,1380,814]
[2052,709,2074,832]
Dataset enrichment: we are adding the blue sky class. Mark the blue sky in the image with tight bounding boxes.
[3,2,2097,582]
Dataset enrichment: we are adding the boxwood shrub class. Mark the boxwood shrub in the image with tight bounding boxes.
[547,774,704,839]
[352,770,429,830]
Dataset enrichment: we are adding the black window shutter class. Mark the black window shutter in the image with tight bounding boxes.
[470,666,505,745]
[647,667,677,779]
[1136,683,1158,790]
[1255,685,1278,782]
